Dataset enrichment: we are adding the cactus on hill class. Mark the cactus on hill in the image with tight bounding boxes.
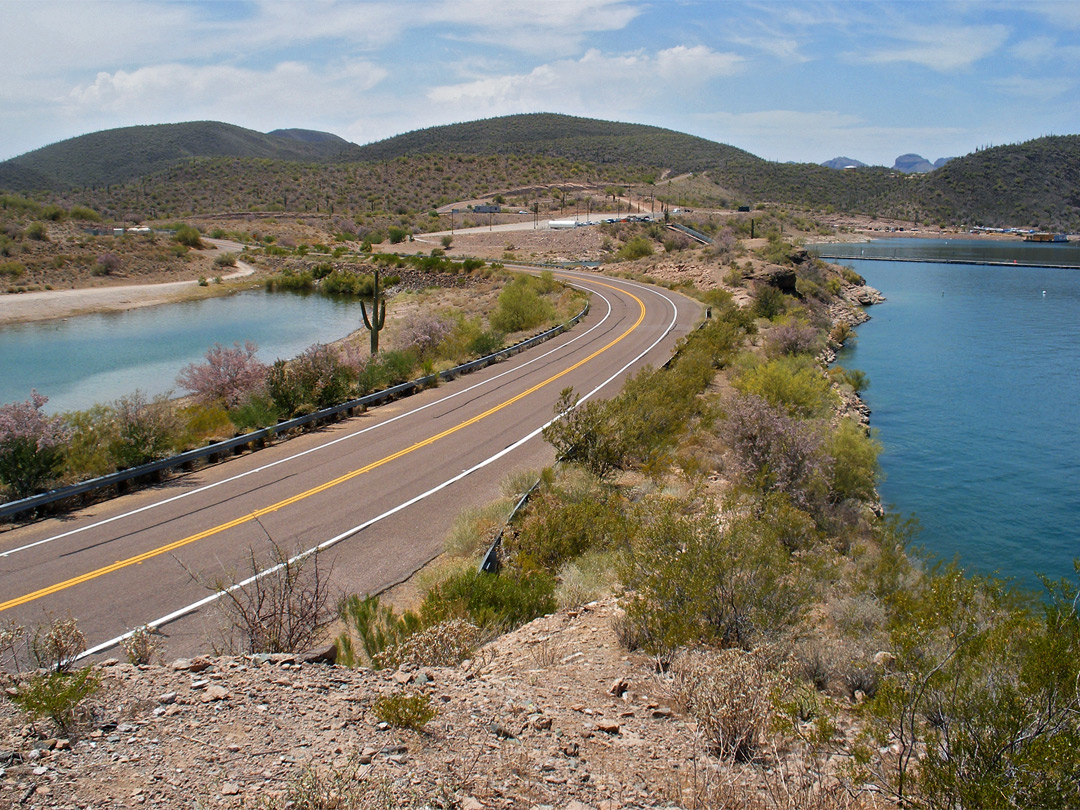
[360,269,387,354]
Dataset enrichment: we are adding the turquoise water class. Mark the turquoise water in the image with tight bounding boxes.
[0,290,363,413]
[835,251,1080,588]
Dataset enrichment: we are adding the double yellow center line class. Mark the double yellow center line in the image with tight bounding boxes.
[1,280,645,612]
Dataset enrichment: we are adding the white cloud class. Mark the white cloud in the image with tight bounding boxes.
[428,45,743,112]
[854,23,1010,72]
[62,61,388,130]
[1010,35,1080,64]
[991,75,1075,101]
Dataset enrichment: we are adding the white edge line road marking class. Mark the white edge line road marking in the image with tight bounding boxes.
[79,279,682,659]
[3,277,621,559]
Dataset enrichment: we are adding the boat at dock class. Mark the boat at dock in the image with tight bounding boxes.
[1023,232,1070,243]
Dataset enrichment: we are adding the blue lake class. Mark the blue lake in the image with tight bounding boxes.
[0,290,363,413]
[832,244,1080,589]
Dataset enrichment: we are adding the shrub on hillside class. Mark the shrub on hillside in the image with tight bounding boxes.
[490,276,555,333]
[177,341,267,409]
[0,390,69,500]
[720,393,828,511]
[765,320,821,358]
[107,391,181,469]
[734,355,837,419]
[618,498,809,656]
[421,568,556,631]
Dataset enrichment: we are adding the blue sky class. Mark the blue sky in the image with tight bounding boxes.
[2,0,1078,166]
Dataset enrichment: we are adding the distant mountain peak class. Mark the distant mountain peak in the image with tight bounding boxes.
[893,153,955,173]
[821,156,867,170]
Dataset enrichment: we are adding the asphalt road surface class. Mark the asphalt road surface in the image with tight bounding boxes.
[0,270,700,661]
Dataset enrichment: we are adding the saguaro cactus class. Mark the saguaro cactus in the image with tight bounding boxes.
[360,269,387,354]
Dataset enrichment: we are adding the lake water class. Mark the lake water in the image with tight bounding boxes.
[0,290,363,413]
[827,241,1080,589]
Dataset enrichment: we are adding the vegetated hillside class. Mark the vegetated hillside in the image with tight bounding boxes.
[348,112,761,174]
[914,135,1080,230]
[49,152,653,223]
[267,128,351,147]
[0,121,353,192]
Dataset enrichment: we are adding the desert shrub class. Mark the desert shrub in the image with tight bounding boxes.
[542,388,626,479]
[374,691,437,730]
[490,275,555,333]
[375,619,480,669]
[734,355,836,419]
[841,266,865,285]
[420,568,556,631]
[62,404,118,479]
[210,542,334,655]
[121,626,161,665]
[829,365,869,393]
[177,402,233,444]
[91,251,121,276]
[173,224,203,248]
[265,344,352,416]
[619,498,808,657]
[229,392,280,432]
[721,393,828,510]
[396,311,454,359]
[264,269,314,292]
[672,648,774,760]
[387,226,409,244]
[69,205,101,222]
[337,594,422,669]
[856,564,1080,809]
[766,320,821,357]
[0,259,24,278]
[8,667,100,735]
[213,252,238,268]
[264,757,404,809]
[177,341,267,409]
[0,390,69,500]
[617,235,654,260]
[24,221,48,241]
[375,348,419,386]
[107,391,181,468]
[826,418,881,503]
[752,285,788,319]
[30,614,87,672]
[555,550,619,608]
[467,329,504,357]
[509,487,632,571]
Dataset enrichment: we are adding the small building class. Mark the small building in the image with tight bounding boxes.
[473,204,501,214]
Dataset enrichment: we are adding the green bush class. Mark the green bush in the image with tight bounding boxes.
[617,235,654,261]
[373,691,437,731]
[490,276,555,333]
[509,487,633,571]
[752,285,788,319]
[336,594,421,669]
[173,224,203,248]
[0,260,25,279]
[618,499,809,656]
[387,226,409,244]
[826,419,881,503]
[734,355,837,419]
[229,393,281,432]
[421,569,556,631]
[25,221,48,241]
[69,205,101,222]
[8,668,100,734]
[213,252,237,268]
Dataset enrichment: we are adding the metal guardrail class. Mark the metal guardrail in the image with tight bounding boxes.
[0,301,590,521]
[478,474,546,574]
[667,223,713,245]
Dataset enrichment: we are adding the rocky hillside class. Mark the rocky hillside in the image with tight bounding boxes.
[0,600,863,809]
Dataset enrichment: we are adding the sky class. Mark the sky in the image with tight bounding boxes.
[2,0,1079,166]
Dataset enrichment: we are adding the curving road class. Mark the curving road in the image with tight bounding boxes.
[0,270,700,660]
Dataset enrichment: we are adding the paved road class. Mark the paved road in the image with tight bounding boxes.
[0,270,700,660]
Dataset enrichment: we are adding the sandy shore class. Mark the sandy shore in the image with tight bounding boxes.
[0,259,256,327]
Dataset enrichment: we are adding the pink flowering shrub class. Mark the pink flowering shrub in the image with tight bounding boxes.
[0,391,69,500]
[176,341,267,409]
[397,312,455,359]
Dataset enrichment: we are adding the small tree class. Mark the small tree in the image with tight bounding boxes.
[177,341,267,408]
[108,391,180,469]
[0,391,68,500]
